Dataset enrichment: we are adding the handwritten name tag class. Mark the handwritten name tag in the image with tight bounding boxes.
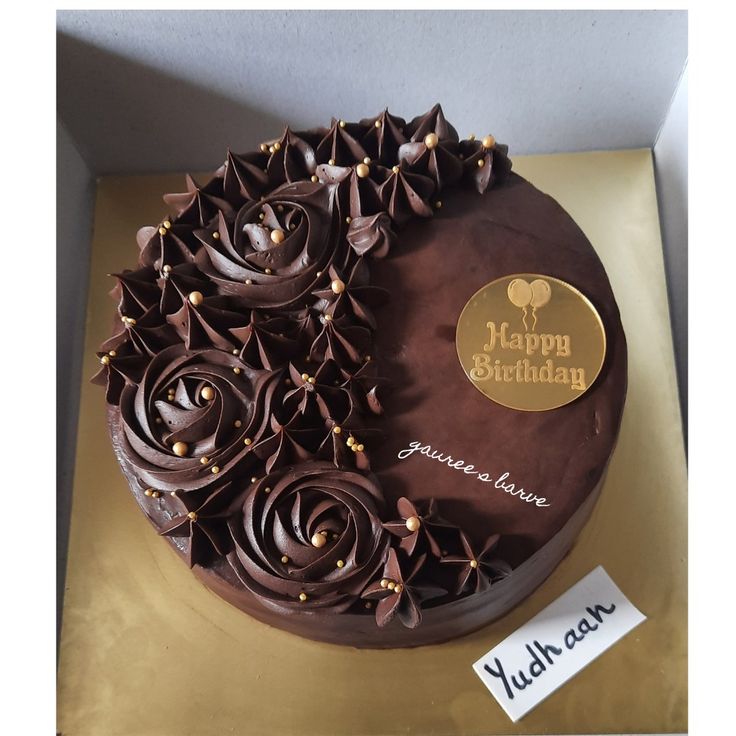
[472,566,646,722]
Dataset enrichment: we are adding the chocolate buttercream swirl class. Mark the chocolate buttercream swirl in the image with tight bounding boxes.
[346,212,396,258]
[228,462,390,614]
[195,182,346,310]
[118,344,279,492]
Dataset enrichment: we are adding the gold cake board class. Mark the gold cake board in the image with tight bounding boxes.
[58,150,687,735]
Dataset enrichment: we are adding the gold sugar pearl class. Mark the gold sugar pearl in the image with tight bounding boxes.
[188,290,204,306]
[311,175,319,183]
[270,229,285,244]
[392,165,400,174]
[200,456,209,465]
[172,441,188,457]
[328,158,336,166]
[374,120,382,128]
[268,145,275,154]
[363,157,371,165]
[333,426,342,434]
[365,601,373,609]
[339,120,346,128]
[299,592,308,602]
[336,560,345,569]
[435,200,442,209]
[108,350,117,357]
[144,489,153,497]
[273,142,282,152]
[201,386,214,400]
[424,132,439,149]
[151,491,161,499]
[155,417,162,424]
[356,163,370,178]
[260,143,269,153]
[380,578,389,589]
[351,444,358,453]
[264,487,272,494]
[387,581,396,591]
[258,213,265,220]
[245,279,253,285]
[468,133,476,141]
[170,491,177,497]
[394,584,403,594]
[233,419,242,428]
[477,158,486,168]
[405,516,421,532]
[277,205,284,212]
[264,268,273,275]
[158,226,167,236]
[211,465,220,474]
[187,511,198,521]
[331,278,346,295]
[470,559,479,569]
[163,220,172,229]
[289,223,296,231]
[233,367,242,374]
[482,134,496,149]
[311,532,327,548]
[345,216,352,224]
[316,271,322,278]
[251,476,258,483]
[301,372,309,381]
[162,264,172,273]
[212,231,220,240]
[346,437,355,447]
[356,444,364,452]
[100,355,110,365]
[232,349,239,355]
[307,377,316,384]
[243,437,252,446]
[281,555,289,564]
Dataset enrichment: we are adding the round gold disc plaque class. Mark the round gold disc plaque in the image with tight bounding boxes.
[455,274,607,411]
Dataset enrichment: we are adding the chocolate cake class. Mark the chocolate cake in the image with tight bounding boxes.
[93,105,627,648]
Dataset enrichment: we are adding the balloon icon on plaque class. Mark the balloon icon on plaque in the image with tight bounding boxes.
[507,278,533,330]
[529,278,552,329]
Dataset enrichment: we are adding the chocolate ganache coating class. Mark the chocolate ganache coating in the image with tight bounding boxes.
[96,104,626,647]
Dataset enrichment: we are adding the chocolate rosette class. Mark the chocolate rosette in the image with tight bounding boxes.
[227,462,389,614]
[195,181,346,310]
[117,344,279,493]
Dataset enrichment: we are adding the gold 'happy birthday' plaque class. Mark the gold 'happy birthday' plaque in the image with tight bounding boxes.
[456,274,607,411]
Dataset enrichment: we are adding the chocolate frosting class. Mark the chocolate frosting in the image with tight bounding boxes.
[96,104,626,647]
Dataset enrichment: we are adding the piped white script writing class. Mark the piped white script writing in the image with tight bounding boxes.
[397,441,550,507]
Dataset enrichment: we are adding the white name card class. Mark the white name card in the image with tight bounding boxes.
[472,566,646,722]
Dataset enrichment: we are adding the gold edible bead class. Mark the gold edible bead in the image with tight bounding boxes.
[158,227,167,236]
[307,377,316,384]
[424,132,439,149]
[211,465,220,474]
[200,456,209,465]
[245,279,253,285]
[301,373,310,381]
[100,355,110,365]
[243,437,252,446]
[338,120,346,128]
[356,444,364,452]
[387,581,396,590]
[482,134,496,149]
[311,175,319,183]
[200,385,214,400]
[258,213,265,220]
[144,489,153,497]
[394,583,403,594]
[345,216,352,224]
[264,268,273,275]
[336,560,345,568]
[477,158,485,168]
[273,141,281,152]
[363,157,371,165]
[356,163,370,178]
[468,133,476,141]
[233,367,241,374]
[328,158,336,166]
[162,264,172,273]
[470,559,479,569]
[299,592,308,602]
[346,436,355,447]
[108,350,117,357]
[260,143,268,153]
[268,145,275,154]
[281,555,289,564]
[270,229,285,244]
[233,419,242,428]
[392,165,400,174]
[311,532,327,548]
[188,291,204,306]
[151,491,161,499]
[163,220,172,229]
[187,511,197,520]
[251,476,258,483]
[172,441,188,457]
[405,516,421,532]
[333,426,342,434]
[380,578,389,589]
[365,601,373,609]
[264,487,271,494]
[374,120,382,128]
[331,278,346,294]
[211,232,220,241]
[435,200,442,209]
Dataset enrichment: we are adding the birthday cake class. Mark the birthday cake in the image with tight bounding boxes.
[93,105,627,647]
